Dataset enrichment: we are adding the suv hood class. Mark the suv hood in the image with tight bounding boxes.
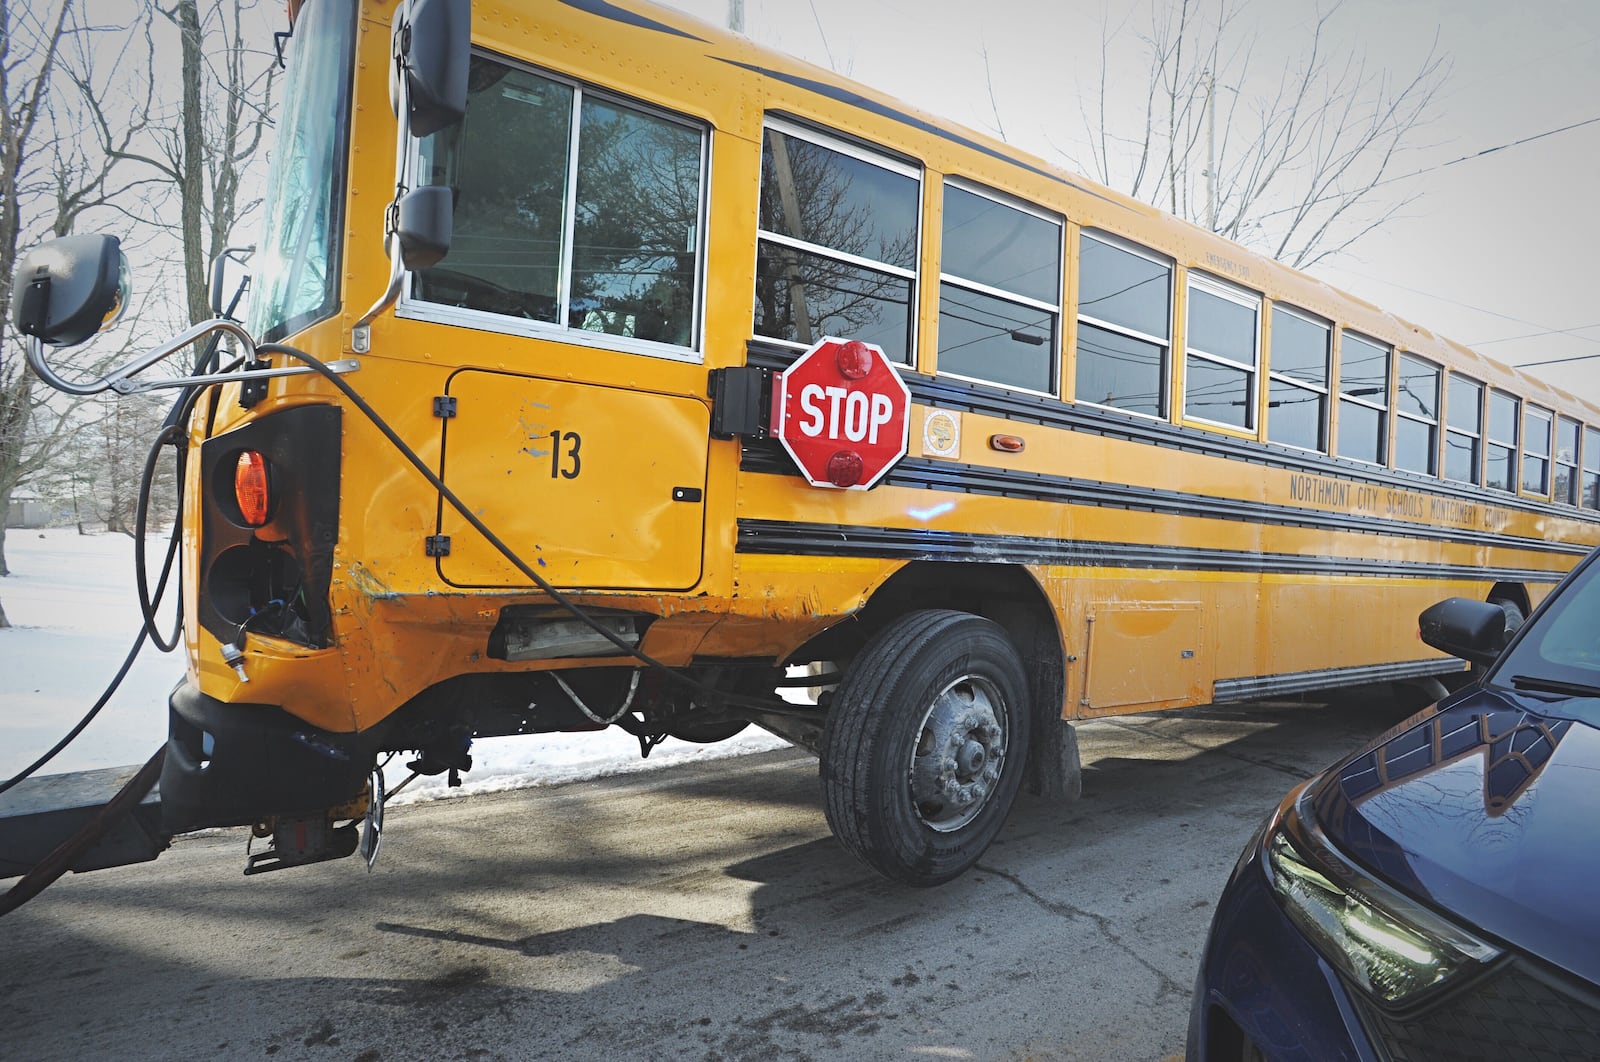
[1311,688,1600,985]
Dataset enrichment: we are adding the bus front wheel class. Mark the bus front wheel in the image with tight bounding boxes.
[820,609,1031,886]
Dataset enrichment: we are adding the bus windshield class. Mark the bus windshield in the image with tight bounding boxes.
[248,0,356,343]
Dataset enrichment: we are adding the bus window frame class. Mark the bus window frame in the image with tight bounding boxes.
[1180,272,1262,435]
[1335,329,1391,468]
[1522,403,1553,498]
[1263,303,1331,455]
[1074,230,1174,422]
[933,177,1063,398]
[753,115,925,366]
[1394,352,1441,477]
[1584,424,1600,510]
[1555,415,1582,506]
[1486,388,1520,493]
[396,50,714,365]
[1443,371,1485,486]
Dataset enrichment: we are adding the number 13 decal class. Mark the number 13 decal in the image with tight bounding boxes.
[550,429,582,479]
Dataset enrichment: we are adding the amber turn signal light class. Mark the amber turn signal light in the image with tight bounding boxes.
[234,450,271,526]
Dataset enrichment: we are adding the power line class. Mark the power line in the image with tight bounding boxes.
[1258,113,1600,221]
[1513,351,1600,369]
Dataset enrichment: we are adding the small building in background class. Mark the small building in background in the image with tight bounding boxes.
[5,491,59,529]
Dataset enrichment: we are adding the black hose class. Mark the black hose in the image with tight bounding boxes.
[133,423,187,653]
[0,373,202,793]
[0,627,149,798]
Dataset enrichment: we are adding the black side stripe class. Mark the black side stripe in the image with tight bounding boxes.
[745,339,1600,532]
[1212,659,1466,703]
[735,518,1560,584]
[740,448,1586,558]
[557,0,709,41]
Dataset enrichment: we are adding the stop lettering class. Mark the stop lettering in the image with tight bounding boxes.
[771,337,912,490]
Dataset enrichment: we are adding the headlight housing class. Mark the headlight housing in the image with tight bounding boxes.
[1265,804,1500,1008]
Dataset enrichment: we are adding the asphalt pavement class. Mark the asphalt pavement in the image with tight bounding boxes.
[0,693,1417,1061]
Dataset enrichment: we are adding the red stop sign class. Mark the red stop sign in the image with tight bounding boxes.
[771,337,911,490]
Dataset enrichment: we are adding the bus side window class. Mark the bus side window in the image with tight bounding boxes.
[1335,332,1389,465]
[1584,426,1600,509]
[754,120,921,365]
[1523,405,1553,496]
[1183,274,1260,431]
[1444,374,1484,484]
[1394,354,1441,476]
[1265,305,1331,453]
[1076,233,1172,418]
[411,54,708,353]
[936,181,1061,394]
[1556,417,1581,505]
[1486,389,1520,492]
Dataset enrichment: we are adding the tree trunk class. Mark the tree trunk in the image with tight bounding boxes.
[177,0,209,327]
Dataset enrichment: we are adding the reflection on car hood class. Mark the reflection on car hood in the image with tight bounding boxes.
[1312,688,1600,986]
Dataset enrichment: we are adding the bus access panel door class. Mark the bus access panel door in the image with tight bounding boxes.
[434,369,709,591]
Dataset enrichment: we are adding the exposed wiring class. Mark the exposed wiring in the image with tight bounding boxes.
[552,670,640,726]
[255,341,803,716]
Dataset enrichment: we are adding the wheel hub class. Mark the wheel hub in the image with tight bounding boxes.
[910,677,1007,832]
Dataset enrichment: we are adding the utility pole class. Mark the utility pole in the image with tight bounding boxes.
[1205,68,1217,232]
[728,0,744,33]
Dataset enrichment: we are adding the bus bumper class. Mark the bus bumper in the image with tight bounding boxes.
[160,681,375,835]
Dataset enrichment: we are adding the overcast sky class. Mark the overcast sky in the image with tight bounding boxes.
[663,0,1600,406]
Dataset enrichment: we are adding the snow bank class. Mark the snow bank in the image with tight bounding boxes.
[0,529,788,801]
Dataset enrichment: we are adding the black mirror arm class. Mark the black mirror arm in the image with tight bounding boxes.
[27,318,359,397]
[26,318,255,397]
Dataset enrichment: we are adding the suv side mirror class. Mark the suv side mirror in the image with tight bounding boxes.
[1419,597,1506,667]
[12,235,130,348]
[393,0,470,137]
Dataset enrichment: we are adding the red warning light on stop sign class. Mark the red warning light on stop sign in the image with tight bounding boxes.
[771,337,912,490]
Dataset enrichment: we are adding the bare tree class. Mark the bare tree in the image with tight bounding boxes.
[0,0,155,625]
[1059,0,1448,269]
[79,0,277,326]
[82,391,173,535]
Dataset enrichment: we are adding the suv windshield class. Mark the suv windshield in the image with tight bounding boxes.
[1492,549,1600,714]
[248,0,357,343]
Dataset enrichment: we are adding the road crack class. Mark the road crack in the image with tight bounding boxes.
[976,862,1192,1003]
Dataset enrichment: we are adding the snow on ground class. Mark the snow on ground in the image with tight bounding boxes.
[0,529,788,804]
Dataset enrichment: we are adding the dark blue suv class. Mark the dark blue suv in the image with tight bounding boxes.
[1188,549,1600,1061]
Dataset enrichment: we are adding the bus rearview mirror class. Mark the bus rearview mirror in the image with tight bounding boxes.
[12,234,130,348]
[393,0,470,138]
[396,186,454,270]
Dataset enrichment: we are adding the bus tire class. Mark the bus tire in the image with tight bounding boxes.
[1491,597,1525,645]
[819,609,1030,887]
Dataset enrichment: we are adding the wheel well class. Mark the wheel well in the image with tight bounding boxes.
[789,561,1065,782]
[1487,581,1529,618]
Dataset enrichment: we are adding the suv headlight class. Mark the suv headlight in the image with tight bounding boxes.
[1266,813,1500,1008]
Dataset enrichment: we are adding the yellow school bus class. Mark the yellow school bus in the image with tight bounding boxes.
[17,0,1600,885]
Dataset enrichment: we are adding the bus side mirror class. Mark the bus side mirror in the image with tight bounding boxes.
[1419,597,1505,667]
[396,186,453,271]
[12,234,130,348]
[393,0,470,138]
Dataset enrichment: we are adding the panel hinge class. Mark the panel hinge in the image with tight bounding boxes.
[424,535,452,557]
[433,395,457,418]
[708,366,772,440]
